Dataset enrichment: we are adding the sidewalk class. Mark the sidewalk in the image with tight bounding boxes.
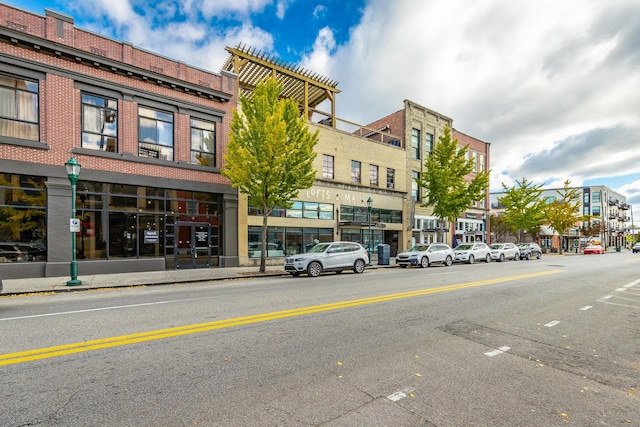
[0,260,398,296]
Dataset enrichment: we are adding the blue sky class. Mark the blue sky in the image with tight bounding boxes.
[8,0,640,219]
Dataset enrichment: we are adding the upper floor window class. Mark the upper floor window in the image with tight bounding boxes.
[81,93,117,152]
[412,171,420,201]
[425,133,434,156]
[411,128,420,159]
[190,118,215,166]
[323,155,334,179]
[351,160,361,184]
[138,107,173,160]
[387,168,395,189]
[479,153,485,172]
[583,192,590,203]
[592,191,601,203]
[0,74,39,141]
[370,164,378,186]
[471,151,478,172]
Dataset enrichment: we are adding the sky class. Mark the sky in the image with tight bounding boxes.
[11,0,640,221]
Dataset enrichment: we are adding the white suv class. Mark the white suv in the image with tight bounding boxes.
[284,242,369,277]
[454,242,491,264]
[396,243,454,268]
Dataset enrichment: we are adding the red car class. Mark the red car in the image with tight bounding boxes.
[583,244,604,254]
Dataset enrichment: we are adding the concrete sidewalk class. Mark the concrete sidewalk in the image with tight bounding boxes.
[0,261,398,296]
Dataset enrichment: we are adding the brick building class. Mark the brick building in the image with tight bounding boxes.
[0,4,239,279]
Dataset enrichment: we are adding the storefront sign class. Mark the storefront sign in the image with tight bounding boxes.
[304,188,371,205]
[144,230,159,244]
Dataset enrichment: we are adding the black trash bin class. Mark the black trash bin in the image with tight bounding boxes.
[377,244,390,265]
[616,245,621,252]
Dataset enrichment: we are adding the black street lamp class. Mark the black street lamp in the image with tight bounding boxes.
[65,157,82,286]
[367,197,373,265]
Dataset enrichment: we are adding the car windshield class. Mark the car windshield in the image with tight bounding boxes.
[455,244,472,250]
[490,244,503,249]
[408,245,430,252]
[308,243,331,253]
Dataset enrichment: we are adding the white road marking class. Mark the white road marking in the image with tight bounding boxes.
[544,320,560,327]
[387,391,407,402]
[485,346,510,357]
[0,297,205,321]
[597,295,613,302]
[579,305,593,311]
[615,288,627,292]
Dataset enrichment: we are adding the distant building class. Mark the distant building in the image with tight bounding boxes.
[490,185,630,252]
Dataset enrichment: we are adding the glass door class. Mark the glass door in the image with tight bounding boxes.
[175,222,211,269]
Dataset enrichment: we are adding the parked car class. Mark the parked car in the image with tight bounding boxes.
[489,243,519,262]
[284,241,369,277]
[633,243,640,253]
[0,242,25,262]
[583,244,604,254]
[396,243,454,268]
[454,242,491,264]
[517,243,542,260]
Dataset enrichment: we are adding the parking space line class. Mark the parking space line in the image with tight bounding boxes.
[544,320,560,327]
[485,346,510,357]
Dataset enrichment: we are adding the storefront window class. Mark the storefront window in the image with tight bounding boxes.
[0,174,46,262]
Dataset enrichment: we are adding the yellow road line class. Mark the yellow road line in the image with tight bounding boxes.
[0,270,561,366]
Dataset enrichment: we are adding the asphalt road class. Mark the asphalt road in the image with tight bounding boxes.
[1,253,639,426]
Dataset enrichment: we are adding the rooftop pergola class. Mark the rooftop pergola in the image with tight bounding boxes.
[221,44,341,126]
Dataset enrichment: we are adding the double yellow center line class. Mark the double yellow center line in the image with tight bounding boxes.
[1,270,561,366]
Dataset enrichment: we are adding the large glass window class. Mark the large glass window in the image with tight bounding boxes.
[425,133,434,156]
[387,168,395,189]
[411,128,420,159]
[0,74,39,140]
[248,201,333,219]
[351,160,361,184]
[370,164,378,186]
[138,107,174,160]
[0,174,46,262]
[323,155,334,179]
[412,171,420,201]
[248,226,333,257]
[81,93,117,152]
[190,118,215,166]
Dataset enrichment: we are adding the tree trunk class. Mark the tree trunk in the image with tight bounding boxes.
[260,212,268,273]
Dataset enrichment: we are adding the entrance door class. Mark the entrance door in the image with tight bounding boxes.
[175,222,210,269]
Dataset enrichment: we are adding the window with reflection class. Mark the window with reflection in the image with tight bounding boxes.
[81,93,117,152]
[138,106,174,160]
[191,118,215,166]
[0,74,39,140]
[0,174,46,262]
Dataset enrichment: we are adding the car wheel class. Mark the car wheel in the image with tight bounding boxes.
[525,253,531,260]
[353,259,366,274]
[335,270,343,274]
[499,253,505,262]
[420,257,430,268]
[400,265,407,268]
[513,253,518,261]
[485,254,491,263]
[445,256,453,266]
[536,252,542,259]
[307,261,322,277]
[468,255,475,264]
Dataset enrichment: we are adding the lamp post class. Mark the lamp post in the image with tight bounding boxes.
[366,197,373,265]
[482,212,487,243]
[65,157,82,286]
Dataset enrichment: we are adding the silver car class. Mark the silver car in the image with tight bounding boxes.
[489,242,519,262]
[454,242,491,264]
[284,241,369,277]
[396,243,454,268]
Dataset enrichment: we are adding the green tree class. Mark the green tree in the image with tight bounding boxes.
[417,125,490,243]
[545,180,585,254]
[222,78,319,272]
[498,178,547,243]
[490,213,511,243]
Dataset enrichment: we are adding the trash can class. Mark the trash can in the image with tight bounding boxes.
[377,244,390,265]
[616,245,621,252]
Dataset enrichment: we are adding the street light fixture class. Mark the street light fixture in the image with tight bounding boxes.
[65,156,82,286]
[366,197,373,266]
